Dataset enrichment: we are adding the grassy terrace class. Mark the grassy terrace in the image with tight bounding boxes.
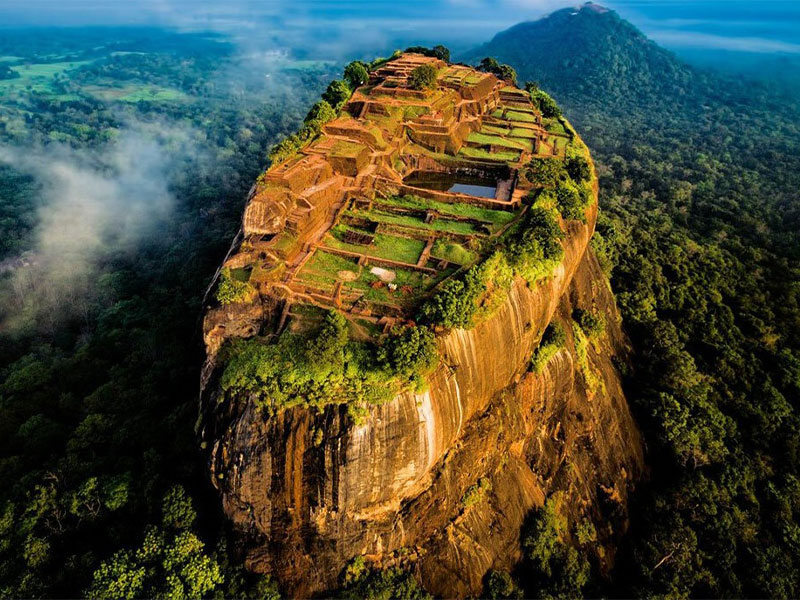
[344,208,478,235]
[323,225,426,264]
[510,127,538,138]
[506,110,537,123]
[330,140,367,157]
[295,249,457,308]
[430,239,478,264]
[501,86,530,96]
[480,124,511,135]
[544,118,567,134]
[467,131,531,152]
[458,146,520,162]
[376,196,516,229]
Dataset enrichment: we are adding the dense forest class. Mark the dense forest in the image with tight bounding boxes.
[0,30,338,598]
[470,6,800,599]
[1,6,800,597]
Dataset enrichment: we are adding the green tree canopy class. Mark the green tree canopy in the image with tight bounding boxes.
[408,64,438,91]
[344,61,369,89]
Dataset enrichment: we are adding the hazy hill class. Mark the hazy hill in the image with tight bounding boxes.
[463,3,698,112]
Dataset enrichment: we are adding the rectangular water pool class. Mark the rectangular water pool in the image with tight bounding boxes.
[403,171,498,199]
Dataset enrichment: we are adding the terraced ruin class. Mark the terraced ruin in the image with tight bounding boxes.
[205,53,579,346]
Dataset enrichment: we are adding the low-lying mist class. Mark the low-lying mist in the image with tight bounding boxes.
[0,121,202,334]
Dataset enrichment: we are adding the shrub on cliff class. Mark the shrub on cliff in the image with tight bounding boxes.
[305,100,337,127]
[461,477,492,509]
[377,325,438,390]
[524,157,567,189]
[528,87,562,118]
[506,207,565,283]
[215,268,254,305]
[408,64,438,91]
[420,209,564,330]
[322,79,352,109]
[566,155,591,183]
[573,308,605,338]
[418,278,477,329]
[555,181,588,222]
[221,312,439,418]
[530,322,567,373]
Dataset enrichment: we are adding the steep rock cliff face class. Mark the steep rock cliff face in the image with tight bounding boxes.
[202,197,644,596]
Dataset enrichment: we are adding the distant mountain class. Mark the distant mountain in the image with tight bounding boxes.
[462,2,699,114]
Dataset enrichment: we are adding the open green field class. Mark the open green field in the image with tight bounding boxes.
[0,60,92,97]
[296,250,358,288]
[85,84,187,103]
[324,226,426,264]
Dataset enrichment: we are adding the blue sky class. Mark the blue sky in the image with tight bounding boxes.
[0,0,798,57]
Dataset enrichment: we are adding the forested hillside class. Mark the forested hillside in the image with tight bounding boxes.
[468,4,800,598]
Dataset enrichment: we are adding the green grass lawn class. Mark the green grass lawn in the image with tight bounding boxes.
[325,226,425,264]
[295,250,360,290]
[458,146,520,162]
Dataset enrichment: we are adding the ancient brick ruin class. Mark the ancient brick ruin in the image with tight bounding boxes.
[208,53,575,341]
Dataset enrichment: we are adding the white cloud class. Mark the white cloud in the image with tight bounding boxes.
[649,29,800,54]
[0,122,198,332]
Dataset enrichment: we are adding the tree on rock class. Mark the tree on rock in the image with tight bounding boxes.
[408,64,438,91]
[432,45,451,62]
[322,80,352,109]
[344,61,369,89]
